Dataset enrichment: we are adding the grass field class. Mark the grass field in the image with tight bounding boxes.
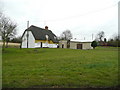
[2,47,119,88]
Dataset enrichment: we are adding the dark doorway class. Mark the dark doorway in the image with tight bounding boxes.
[67,40,70,48]
[62,44,64,48]
[41,42,42,48]
[77,44,82,49]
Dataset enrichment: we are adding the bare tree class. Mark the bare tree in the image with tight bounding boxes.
[60,30,72,40]
[96,31,105,42]
[0,12,17,50]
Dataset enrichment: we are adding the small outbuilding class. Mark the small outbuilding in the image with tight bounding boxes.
[59,40,68,48]
[59,39,93,50]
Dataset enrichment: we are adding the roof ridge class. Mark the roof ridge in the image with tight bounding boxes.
[30,25,44,30]
[30,25,52,31]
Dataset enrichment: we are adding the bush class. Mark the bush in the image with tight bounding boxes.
[91,41,97,49]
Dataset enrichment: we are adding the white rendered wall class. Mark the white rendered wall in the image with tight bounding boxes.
[70,42,93,49]
[59,40,67,48]
[70,42,77,49]
[21,31,35,48]
[35,42,57,48]
[82,43,93,49]
[35,42,41,48]
[48,44,58,48]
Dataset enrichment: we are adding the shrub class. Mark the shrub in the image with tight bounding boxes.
[91,41,97,49]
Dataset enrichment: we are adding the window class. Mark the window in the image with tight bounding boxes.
[45,35,49,40]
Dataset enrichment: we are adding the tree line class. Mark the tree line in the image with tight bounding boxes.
[95,31,120,47]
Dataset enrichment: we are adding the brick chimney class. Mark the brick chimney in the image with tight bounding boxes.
[45,26,48,30]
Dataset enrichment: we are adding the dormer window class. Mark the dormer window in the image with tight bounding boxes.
[46,35,49,40]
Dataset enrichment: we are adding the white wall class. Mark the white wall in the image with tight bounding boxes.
[21,31,35,48]
[70,42,77,49]
[82,43,93,49]
[70,42,93,49]
[48,44,58,48]
[35,42,58,48]
[35,42,41,48]
[59,40,67,48]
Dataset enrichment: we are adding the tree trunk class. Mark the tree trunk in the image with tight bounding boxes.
[2,40,5,51]
[5,41,8,48]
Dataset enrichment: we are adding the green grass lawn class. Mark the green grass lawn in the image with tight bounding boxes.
[2,47,119,88]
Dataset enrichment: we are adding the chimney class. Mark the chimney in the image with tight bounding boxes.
[45,26,48,30]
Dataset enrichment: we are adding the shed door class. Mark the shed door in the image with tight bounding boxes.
[77,44,82,49]
[62,44,64,48]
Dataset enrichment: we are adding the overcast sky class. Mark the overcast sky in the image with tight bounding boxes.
[1,0,119,40]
